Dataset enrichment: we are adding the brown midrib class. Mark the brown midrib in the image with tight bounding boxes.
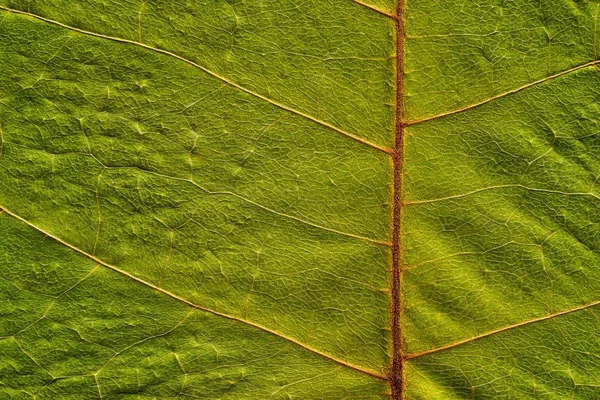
[391,0,405,398]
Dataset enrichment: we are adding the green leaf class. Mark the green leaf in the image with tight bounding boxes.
[1,0,600,398]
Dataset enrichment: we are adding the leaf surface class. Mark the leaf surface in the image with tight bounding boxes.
[1,0,600,398]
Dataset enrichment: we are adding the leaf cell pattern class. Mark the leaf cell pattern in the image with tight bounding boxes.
[1,0,600,399]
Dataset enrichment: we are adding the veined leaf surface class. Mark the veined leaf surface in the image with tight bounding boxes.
[1,0,600,398]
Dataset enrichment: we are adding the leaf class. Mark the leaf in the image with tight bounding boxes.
[0,0,599,399]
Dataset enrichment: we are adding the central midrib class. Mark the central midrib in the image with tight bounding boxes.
[391,0,405,398]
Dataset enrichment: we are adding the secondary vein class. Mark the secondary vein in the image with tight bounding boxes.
[405,60,600,126]
[128,166,392,246]
[8,139,392,246]
[351,0,398,19]
[404,299,600,360]
[0,6,392,156]
[0,204,388,381]
[404,184,600,205]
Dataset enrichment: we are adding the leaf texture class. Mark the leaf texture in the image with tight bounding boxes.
[1,0,600,399]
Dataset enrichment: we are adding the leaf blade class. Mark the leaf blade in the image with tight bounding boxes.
[0,212,388,399]
[0,1,393,390]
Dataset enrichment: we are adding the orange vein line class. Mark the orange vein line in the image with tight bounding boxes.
[0,204,387,381]
[405,60,600,126]
[390,0,405,397]
[351,0,398,19]
[403,184,600,206]
[0,5,392,156]
[404,299,600,360]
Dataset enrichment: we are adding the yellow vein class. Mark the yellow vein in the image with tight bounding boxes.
[167,176,392,247]
[13,337,54,379]
[93,374,102,400]
[404,298,600,360]
[0,204,387,381]
[91,162,392,247]
[404,184,600,205]
[3,140,391,246]
[405,60,600,126]
[351,0,397,19]
[0,6,392,156]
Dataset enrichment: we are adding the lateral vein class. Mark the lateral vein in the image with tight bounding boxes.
[405,60,600,126]
[0,6,392,156]
[4,143,390,247]
[351,0,397,19]
[404,299,600,360]
[403,184,600,205]
[131,166,391,246]
[0,204,388,381]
